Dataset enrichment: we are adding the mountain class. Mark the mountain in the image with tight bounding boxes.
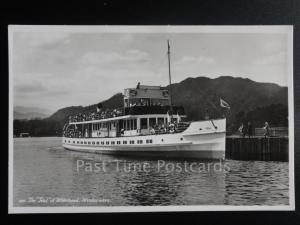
[46,93,124,122]
[48,76,287,122]
[170,76,287,122]
[13,76,288,136]
[13,106,51,120]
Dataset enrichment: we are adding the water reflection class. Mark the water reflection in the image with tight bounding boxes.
[13,137,289,206]
[224,160,289,205]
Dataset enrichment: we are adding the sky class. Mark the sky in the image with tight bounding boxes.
[12,28,290,114]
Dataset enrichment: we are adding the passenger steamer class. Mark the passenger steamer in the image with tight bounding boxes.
[62,41,226,159]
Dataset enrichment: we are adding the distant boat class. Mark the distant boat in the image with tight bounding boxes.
[19,133,30,138]
[62,41,226,159]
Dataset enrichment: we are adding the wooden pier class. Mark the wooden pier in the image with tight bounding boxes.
[226,137,289,162]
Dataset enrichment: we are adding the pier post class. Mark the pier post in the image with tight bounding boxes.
[226,137,288,162]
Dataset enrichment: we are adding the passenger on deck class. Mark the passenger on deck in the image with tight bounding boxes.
[150,127,156,135]
[169,123,175,133]
[160,124,166,133]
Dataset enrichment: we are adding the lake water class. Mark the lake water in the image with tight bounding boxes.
[13,137,289,206]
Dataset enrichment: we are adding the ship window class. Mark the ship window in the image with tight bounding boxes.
[77,141,79,144]
[140,140,143,144]
[101,141,104,145]
[180,138,183,141]
[106,141,109,145]
[123,140,127,144]
[158,117,164,126]
[130,140,134,144]
[68,141,70,143]
[88,142,91,145]
[96,142,99,145]
[73,141,75,144]
[81,141,83,144]
[133,119,137,129]
[111,141,115,145]
[141,118,147,129]
[130,120,134,130]
[149,118,156,128]
[127,120,130,130]
[92,142,95,145]
[149,139,152,143]
[84,142,87,144]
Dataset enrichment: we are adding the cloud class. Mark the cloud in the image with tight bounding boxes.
[175,55,215,65]
[118,34,134,45]
[254,52,286,65]
[15,81,48,93]
[81,49,149,65]
[15,32,70,48]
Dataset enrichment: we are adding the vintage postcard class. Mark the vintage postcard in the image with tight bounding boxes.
[9,25,294,213]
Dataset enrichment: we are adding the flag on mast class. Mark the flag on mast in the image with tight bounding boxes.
[220,98,230,109]
[96,103,103,112]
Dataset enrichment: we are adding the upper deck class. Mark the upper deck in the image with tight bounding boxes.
[69,84,184,124]
[124,84,170,108]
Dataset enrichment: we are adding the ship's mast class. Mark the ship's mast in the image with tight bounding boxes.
[167,40,173,116]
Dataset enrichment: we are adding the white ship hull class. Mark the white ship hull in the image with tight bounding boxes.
[63,118,226,160]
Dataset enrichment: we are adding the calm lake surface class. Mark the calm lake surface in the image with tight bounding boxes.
[13,137,289,206]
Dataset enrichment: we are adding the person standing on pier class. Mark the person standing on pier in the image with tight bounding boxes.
[247,121,253,138]
[263,121,270,137]
[238,123,247,137]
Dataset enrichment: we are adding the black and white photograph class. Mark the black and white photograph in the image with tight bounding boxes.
[9,25,294,213]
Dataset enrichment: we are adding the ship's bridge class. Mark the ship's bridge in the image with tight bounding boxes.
[123,84,184,115]
[124,85,169,107]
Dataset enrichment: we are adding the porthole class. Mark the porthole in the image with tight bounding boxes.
[161,139,164,142]
[180,138,183,141]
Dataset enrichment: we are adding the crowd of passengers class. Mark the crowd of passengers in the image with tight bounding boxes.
[68,104,175,123]
[69,108,123,123]
[63,129,82,138]
[64,120,188,138]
